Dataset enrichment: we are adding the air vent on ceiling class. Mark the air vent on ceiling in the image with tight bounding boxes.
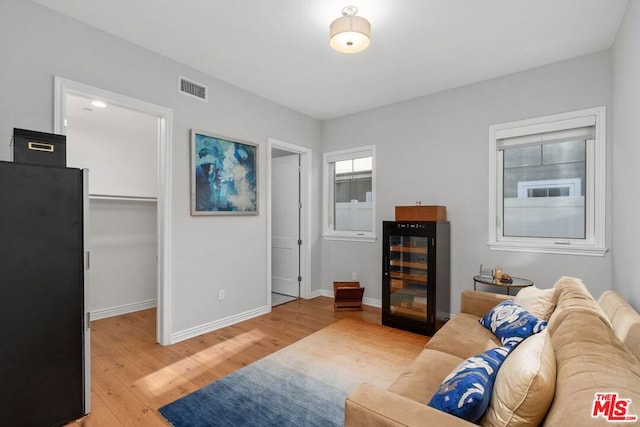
[179,76,207,101]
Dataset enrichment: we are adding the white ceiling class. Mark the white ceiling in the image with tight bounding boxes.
[32,0,628,120]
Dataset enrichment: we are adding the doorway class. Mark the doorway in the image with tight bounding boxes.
[65,92,158,322]
[271,149,301,306]
[268,138,312,308]
[54,77,173,345]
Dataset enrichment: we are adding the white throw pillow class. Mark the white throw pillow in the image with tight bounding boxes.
[481,330,556,427]
[514,286,556,320]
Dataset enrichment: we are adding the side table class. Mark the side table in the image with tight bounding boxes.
[473,275,533,296]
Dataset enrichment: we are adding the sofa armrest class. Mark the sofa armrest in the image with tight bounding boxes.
[598,290,640,361]
[460,290,511,318]
[345,384,475,427]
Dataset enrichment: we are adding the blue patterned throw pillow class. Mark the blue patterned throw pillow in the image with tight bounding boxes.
[427,347,510,422]
[479,300,547,348]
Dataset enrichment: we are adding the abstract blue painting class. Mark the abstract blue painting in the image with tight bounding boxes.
[191,130,258,215]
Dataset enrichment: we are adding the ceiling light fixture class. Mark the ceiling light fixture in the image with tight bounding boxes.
[329,5,370,54]
[90,100,107,108]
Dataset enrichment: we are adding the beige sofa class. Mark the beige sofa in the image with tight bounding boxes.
[345,277,640,426]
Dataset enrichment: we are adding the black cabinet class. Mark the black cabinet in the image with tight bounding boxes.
[0,161,89,426]
[382,221,450,336]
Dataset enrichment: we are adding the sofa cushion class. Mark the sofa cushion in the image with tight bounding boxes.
[543,309,640,426]
[428,346,510,423]
[549,276,613,329]
[426,313,502,360]
[480,300,547,348]
[514,286,556,321]
[346,384,476,427]
[481,330,556,427]
[388,349,464,404]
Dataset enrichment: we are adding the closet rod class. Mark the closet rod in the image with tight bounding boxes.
[89,194,157,202]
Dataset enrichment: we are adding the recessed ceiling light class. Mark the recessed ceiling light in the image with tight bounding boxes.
[90,100,107,108]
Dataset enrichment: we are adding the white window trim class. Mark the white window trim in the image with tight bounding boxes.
[322,145,376,242]
[488,106,607,256]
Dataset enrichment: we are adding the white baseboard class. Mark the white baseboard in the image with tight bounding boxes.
[90,299,157,321]
[310,288,329,299]
[362,296,382,308]
[168,290,381,345]
[169,305,271,345]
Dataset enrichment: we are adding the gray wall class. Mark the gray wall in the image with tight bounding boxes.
[1,0,637,338]
[89,199,158,318]
[612,1,640,310]
[0,0,322,339]
[321,51,614,314]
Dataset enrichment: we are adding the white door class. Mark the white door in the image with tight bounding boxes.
[272,154,300,297]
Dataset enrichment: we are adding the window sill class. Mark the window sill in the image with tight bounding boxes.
[488,242,608,257]
[322,232,377,243]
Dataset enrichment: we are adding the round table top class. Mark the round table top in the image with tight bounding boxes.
[473,275,534,288]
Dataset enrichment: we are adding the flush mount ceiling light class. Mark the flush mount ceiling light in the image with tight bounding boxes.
[90,100,107,108]
[329,5,371,54]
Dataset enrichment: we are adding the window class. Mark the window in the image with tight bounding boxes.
[323,145,376,242]
[488,107,607,256]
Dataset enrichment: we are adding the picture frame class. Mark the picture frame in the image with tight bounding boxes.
[191,130,258,215]
[479,264,494,280]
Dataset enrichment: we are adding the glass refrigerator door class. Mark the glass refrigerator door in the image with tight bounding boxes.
[388,234,428,320]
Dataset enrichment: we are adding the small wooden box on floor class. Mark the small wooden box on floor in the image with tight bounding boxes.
[333,281,365,311]
[395,205,446,221]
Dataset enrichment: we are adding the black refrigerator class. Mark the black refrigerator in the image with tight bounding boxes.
[0,161,90,426]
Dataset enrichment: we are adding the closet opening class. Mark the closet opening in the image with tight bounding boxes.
[54,77,173,345]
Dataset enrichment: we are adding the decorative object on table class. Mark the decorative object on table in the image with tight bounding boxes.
[12,128,66,167]
[499,273,513,284]
[494,266,513,283]
[333,281,365,311]
[395,205,446,221]
[479,264,494,281]
[191,130,258,215]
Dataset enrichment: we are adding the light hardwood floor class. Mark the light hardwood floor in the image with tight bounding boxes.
[69,296,427,426]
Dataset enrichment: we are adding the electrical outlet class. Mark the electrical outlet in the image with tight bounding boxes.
[218,289,225,301]
[352,272,357,281]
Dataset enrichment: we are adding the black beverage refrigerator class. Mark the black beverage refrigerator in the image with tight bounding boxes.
[0,161,90,426]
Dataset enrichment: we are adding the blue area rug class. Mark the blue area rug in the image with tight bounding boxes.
[159,319,421,427]
[159,358,345,426]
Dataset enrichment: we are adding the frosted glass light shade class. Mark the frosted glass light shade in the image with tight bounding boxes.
[329,14,371,53]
